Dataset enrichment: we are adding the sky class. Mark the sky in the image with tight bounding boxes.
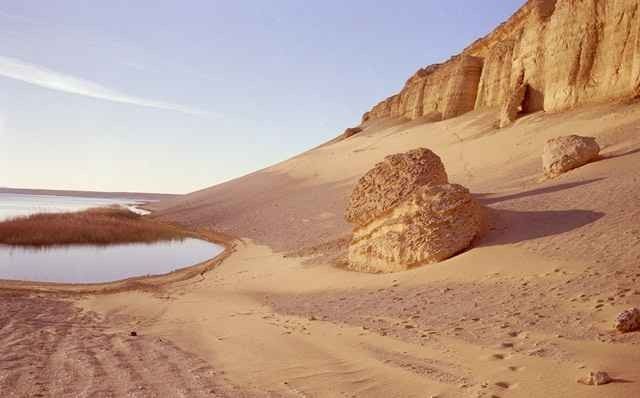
[0,0,523,194]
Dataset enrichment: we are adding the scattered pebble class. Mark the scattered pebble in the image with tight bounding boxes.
[577,371,612,386]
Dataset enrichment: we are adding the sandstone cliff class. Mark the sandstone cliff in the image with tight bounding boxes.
[361,0,640,126]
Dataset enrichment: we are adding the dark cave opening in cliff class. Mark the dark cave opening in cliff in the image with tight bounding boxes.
[521,84,545,114]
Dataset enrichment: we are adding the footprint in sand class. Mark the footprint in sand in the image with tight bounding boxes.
[495,381,519,390]
[487,353,509,361]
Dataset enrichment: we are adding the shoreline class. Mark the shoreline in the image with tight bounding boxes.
[0,228,235,295]
[0,187,177,201]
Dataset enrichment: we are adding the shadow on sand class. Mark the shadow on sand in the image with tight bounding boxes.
[476,178,605,206]
[601,146,640,160]
[478,207,605,247]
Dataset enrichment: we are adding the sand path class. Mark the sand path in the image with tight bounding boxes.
[0,291,264,397]
[82,238,640,397]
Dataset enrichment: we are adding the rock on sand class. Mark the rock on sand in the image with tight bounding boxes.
[542,135,600,177]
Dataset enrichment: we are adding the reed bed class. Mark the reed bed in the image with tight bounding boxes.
[0,207,191,247]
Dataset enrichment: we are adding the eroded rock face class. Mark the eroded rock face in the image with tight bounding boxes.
[363,55,484,123]
[347,184,483,273]
[362,0,640,125]
[346,148,448,227]
[498,84,527,128]
[542,135,600,176]
[615,308,640,333]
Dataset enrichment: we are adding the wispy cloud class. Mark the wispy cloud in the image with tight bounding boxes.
[0,9,37,24]
[0,56,214,116]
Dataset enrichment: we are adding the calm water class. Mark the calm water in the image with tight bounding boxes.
[0,193,223,283]
[0,193,149,221]
[0,239,221,283]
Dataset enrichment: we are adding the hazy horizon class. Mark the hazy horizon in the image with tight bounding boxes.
[0,0,522,194]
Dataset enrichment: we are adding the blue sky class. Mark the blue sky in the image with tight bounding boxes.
[0,0,523,194]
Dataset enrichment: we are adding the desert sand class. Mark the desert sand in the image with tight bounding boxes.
[2,99,640,397]
[4,0,640,395]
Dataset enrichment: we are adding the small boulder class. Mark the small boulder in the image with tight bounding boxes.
[577,371,612,386]
[347,184,483,273]
[346,148,448,227]
[614,307,640,333]
[342,126,362,139]
[542,135,600,176]
[499,84,527,128]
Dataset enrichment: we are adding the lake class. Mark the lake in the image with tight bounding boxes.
[0,192,150,222]
[0,193,223,283]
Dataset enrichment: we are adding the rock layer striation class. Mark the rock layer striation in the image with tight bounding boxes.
[361,0,640,126]
[348,184,483,273]
[345,149,483,273]
[346,148,448,227]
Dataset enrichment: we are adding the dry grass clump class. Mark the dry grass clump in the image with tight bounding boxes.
[0,207,191,248]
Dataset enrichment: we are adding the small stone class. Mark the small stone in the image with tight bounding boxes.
[577,371,612,386]
[130,331,138,337]
[614,308,640,333]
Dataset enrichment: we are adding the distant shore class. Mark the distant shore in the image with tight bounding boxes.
[0,187,179,201]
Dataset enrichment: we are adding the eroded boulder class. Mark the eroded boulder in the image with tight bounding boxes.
[341,126,362,139]
[346,148,448,227]
[542,135,600,176]
[347,184,483,273]
[614,308,640,333]
[577,371,612,386]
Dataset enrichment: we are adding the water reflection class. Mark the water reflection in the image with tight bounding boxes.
[0,238,222,283]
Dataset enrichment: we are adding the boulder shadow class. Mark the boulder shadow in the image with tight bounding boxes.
[601,146,640,160]
[610,378,635,384]
[475,178,605,205]
[478,207,605,247]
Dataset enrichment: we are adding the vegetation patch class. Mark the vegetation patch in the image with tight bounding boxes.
[0,207,192,248]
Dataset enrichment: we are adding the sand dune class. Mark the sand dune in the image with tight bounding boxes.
[4,1,640,397]
[70,101,640,397]
[3,100,640,397]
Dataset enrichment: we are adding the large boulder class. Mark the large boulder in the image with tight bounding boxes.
[347,184,483,273]
[346,148,448,227]
[542,135,600,176]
